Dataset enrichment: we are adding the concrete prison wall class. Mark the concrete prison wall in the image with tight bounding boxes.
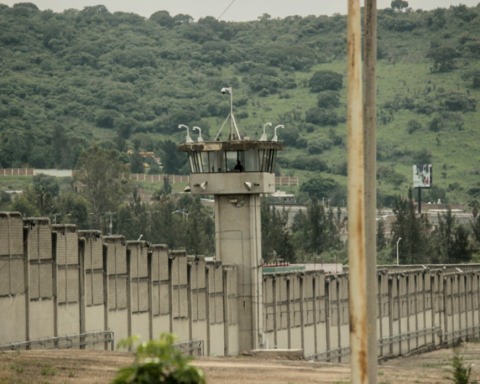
[1,212,480,361]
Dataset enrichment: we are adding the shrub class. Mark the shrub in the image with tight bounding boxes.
[428,116,443,132]
[442,91,477,112]
[299,175,340,199]
[309,70,343,92]
[407,119,422,133]
[317,90,340,109]
[305,107,339,126]
[291,155,328,172]
[113,333,206,384]
[426,46,460,72]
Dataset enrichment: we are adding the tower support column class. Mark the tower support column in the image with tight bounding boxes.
[214,194,263,352]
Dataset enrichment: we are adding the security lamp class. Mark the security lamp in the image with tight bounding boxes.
[272,125,284,142]
[193,126,204,142]
[200,181,208,191]
[184,185,191,193]
[260,122,272,141]
[244,182,252,191]
[178,124,193,143]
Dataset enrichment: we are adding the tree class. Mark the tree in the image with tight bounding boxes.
[390,188,431,264]
[426,47,460,72]
[130,151,145,174]
[185,196,215,256]
[305,107,340,126]
[309,70,343,93]
[433,207,473,263]
[377,218,387,251]
[451,224,472,263]
[386,172,407,190]
[261,200,295,263]
[33,174,60,197]
[391,0,409,11]
[58,192,89,229]
[469,200,479,219]
[73,144,132,229]
[158,140,187,175]
[150,10,174,28]
[153,176,172,200]
[294,198,343,257]
[258,13,271,21]
[317,91,340,109]
[299,176,340,201]
[35,185,51,214]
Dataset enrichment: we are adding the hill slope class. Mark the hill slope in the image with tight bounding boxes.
[1,3,480,206]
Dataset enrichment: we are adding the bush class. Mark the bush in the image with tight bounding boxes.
[407,119,422,133]
[292,155,328,172]
[428,116,443,132]
[305,107,339,126]
[113,333,206,384]
[309,70,343,92]
[299,175,340,199]
[317,90,340,109]
[443,91,477,112]
[333,161,347,176]
[412,148,432,163]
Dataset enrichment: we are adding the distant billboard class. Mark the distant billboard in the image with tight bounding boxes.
[413,164,432,188]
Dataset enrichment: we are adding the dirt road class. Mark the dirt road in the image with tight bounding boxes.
[1,342,479,384]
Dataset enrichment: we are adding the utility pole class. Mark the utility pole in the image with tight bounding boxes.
[347,0,369,383]
[105,212,116,236]
[363,0,378,383]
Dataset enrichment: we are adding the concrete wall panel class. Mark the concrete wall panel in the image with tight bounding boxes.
[0,296,26,345]
[29,299,54,342]
[57,304,80,336]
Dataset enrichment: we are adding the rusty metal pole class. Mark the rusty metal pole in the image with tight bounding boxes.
[347,0,368,383]
[363,1,378,383]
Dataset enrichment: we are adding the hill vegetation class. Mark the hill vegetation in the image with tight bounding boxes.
[1,2,480,208]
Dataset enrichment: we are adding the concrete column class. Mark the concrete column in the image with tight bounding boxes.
[443,277,448,344]
[215,194,263,351]
[287,279,291,350]
[78,238,86,349]
[103,244,109,350]
[300,275,305,352]
[397,277,402,355]
[336,280,341,363]
[206,267,211,356]
[148,252,153,342]
[325,279,331,361]
[388,277,393,356]
[126,249,132,345]
[406,276,411,353]
[223,268,229,356]
[23,227,30,346]
[313,277,318,356]
[273,277,278,348]
[378,275,383,357]
[52,232,58,341]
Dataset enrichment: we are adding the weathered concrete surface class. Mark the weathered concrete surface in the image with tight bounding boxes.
[2,342,480,384]
[250,348,304,360]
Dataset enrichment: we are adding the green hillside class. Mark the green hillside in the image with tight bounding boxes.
[1,3,480,206]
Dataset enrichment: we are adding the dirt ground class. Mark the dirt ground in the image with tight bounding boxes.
[1,342,480,384]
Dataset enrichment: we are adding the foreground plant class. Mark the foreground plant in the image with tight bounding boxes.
[112,333,206,384]
[446,347,472,384]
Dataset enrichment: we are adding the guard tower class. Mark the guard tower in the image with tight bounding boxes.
[177,92,286,352]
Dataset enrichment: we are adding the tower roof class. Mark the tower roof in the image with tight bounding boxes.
[177,140,286,152]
